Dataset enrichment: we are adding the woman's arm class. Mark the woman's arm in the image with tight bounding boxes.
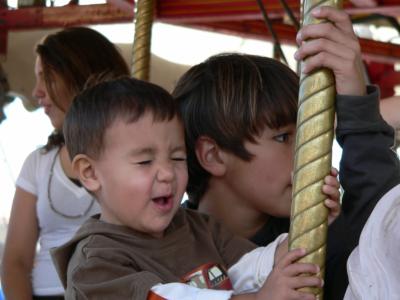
[1,187,39,300]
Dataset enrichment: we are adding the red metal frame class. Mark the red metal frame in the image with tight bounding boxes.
[156,0,300,23]
[0,3,133,30]
[157,0,400,22]
[182,21,400,64]
[0,0,399,63]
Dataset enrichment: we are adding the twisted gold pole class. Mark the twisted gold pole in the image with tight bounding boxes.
[289,1,342,299]
[132,0,154,81]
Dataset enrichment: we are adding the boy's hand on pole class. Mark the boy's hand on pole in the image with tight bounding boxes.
[294,7,366,96]
[258,247,321,300]
[323,168,341,225]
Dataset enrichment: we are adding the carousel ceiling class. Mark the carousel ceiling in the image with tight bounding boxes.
[0,0,399,63]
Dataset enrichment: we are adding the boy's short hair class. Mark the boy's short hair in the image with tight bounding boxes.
[172,53,299,204]
[64,76,178,160]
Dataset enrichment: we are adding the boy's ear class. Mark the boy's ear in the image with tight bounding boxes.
[195,136,227,176]
[72,154,101,192]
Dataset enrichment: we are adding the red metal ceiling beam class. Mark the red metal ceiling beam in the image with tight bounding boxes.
[183,21,400,64]
[0,3,133,30]
[0,0,399,63]
[157,0,400,23]
[1,0,399,30]
[157,0,299,22]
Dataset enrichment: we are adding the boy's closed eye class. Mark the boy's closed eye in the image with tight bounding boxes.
[171,157,187,162]
[171,148,187,162]
[136,160,152,165]
[135,157,186,165]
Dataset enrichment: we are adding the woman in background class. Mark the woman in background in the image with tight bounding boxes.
[1,27,130,300]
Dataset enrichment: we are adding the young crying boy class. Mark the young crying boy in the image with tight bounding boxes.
[51,77,339,300]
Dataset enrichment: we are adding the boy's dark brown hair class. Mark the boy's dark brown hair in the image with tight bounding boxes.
[172,53,299,205]
[64,76,178,161]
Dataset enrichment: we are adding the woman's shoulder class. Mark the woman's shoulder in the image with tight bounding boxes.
[17,147,58,184]
[24,146,57,166]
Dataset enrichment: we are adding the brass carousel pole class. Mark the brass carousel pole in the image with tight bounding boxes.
[289,0,343,299]
[132,0,154,80]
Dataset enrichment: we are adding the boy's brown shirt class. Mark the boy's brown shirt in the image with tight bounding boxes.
[51,208,256,300]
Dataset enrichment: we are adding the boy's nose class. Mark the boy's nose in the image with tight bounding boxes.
[156,163,174,182]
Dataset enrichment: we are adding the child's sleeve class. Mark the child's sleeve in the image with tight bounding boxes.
[227,233,287,294]
[149,283,233,299]
[325,85,400,299]
[67,256,162,300]
[207,215,258,268]
[148,234,287,299]
[15,148,41,195]
[336,85,400,250]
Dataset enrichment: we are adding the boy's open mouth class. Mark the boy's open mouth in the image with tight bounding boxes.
[152,195,173,211]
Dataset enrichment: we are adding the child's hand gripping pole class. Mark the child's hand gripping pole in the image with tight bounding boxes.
[289,1,343,299]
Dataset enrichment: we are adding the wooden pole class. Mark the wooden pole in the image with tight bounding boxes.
[289,1,343,299]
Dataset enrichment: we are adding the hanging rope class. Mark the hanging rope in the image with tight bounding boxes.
[289,0,342,299]
[131,0,155,81]
[278,0,300,30]
[255,0,288,65]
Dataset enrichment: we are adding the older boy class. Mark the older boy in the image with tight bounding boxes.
[51,77,341,299]
[173,7,400,300]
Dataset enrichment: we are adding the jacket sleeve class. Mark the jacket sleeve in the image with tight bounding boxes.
[147,233,284,300]
[67,256,162,300]
[227,234,287,294]
[336,85,400,249]
[208,215,258,268]
[149,283,233,300]
[324,86,400,300]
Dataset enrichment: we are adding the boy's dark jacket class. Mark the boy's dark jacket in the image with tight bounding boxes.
[325,86,400,299]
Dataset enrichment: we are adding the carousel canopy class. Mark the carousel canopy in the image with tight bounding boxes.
[0,0,399,64]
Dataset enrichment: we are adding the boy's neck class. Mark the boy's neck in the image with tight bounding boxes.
[198,180,268,239]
